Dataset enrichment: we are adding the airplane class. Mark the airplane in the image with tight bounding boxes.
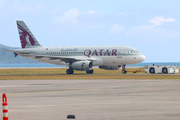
[4,21,146,74]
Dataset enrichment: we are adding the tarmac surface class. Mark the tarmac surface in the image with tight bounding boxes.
[0,79,180,120]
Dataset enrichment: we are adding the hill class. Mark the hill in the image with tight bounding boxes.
[0,44,39,64]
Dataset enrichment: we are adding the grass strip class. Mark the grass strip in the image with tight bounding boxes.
[0,68,180,80]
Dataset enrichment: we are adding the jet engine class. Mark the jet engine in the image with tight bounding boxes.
[71,61,93,71]
[99,65,121,70]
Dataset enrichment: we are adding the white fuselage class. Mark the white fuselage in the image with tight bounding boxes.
[17,45,146,66]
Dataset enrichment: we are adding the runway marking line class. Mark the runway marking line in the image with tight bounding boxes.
[6,89,99,95]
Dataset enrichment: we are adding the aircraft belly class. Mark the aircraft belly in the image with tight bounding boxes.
[119,56,141,65]
[101,56,119,65]
[120,56,132,65]
[101,56,139,65]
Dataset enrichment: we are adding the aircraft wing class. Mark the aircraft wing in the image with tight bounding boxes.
[3,50,99,63]
[22,54,96,63]
[46,56,94,63]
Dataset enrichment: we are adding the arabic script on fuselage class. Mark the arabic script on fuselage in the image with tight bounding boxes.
[61,48,78,51]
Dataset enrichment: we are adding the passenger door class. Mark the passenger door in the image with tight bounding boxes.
[117,47,123,58]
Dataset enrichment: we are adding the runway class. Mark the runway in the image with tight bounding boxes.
[0,79,180,120]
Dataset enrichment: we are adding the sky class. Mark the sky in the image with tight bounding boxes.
[0,0,180,62]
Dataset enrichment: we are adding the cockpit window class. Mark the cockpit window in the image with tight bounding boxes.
[128,50,139,54]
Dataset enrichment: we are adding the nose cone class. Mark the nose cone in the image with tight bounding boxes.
[139,54,146,62]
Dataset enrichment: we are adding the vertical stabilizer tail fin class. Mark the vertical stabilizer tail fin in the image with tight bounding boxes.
[16,21,42,48]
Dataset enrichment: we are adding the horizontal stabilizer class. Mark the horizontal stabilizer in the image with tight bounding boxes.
[3,50,30,54]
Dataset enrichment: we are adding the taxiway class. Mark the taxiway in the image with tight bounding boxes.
[0,79,180,120]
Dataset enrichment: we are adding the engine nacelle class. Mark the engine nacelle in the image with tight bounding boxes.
[71,61,93,71]
[99,65,121,70]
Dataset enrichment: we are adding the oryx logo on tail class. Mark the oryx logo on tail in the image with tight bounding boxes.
[17,23,35,48]
[16,21,41,48]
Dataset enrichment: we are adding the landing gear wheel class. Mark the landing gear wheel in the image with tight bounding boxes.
[66,69,74,74]
[122,70,127,74]
[122,65,127,74]
[70,69,74,74]
[86,69,94,74]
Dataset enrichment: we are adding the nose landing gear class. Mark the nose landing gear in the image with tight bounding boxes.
[122,65,127,74]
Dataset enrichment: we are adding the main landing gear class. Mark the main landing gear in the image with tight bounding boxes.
[122,65,127,74]
[66,69,94,74]
[86,69,94,74]
[66,69,74,74]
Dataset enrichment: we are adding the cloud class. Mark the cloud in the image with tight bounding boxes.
[87,10,98,14]
[50,7,63,15]
[149,16,175,26]
[8,1,45,15]
[125,16,177,38]
[52,8,80,24]
[135,16,176,30]
[109,24,124,34]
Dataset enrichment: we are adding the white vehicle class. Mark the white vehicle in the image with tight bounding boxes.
[4,21,145,74]
[145,64,179,74]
